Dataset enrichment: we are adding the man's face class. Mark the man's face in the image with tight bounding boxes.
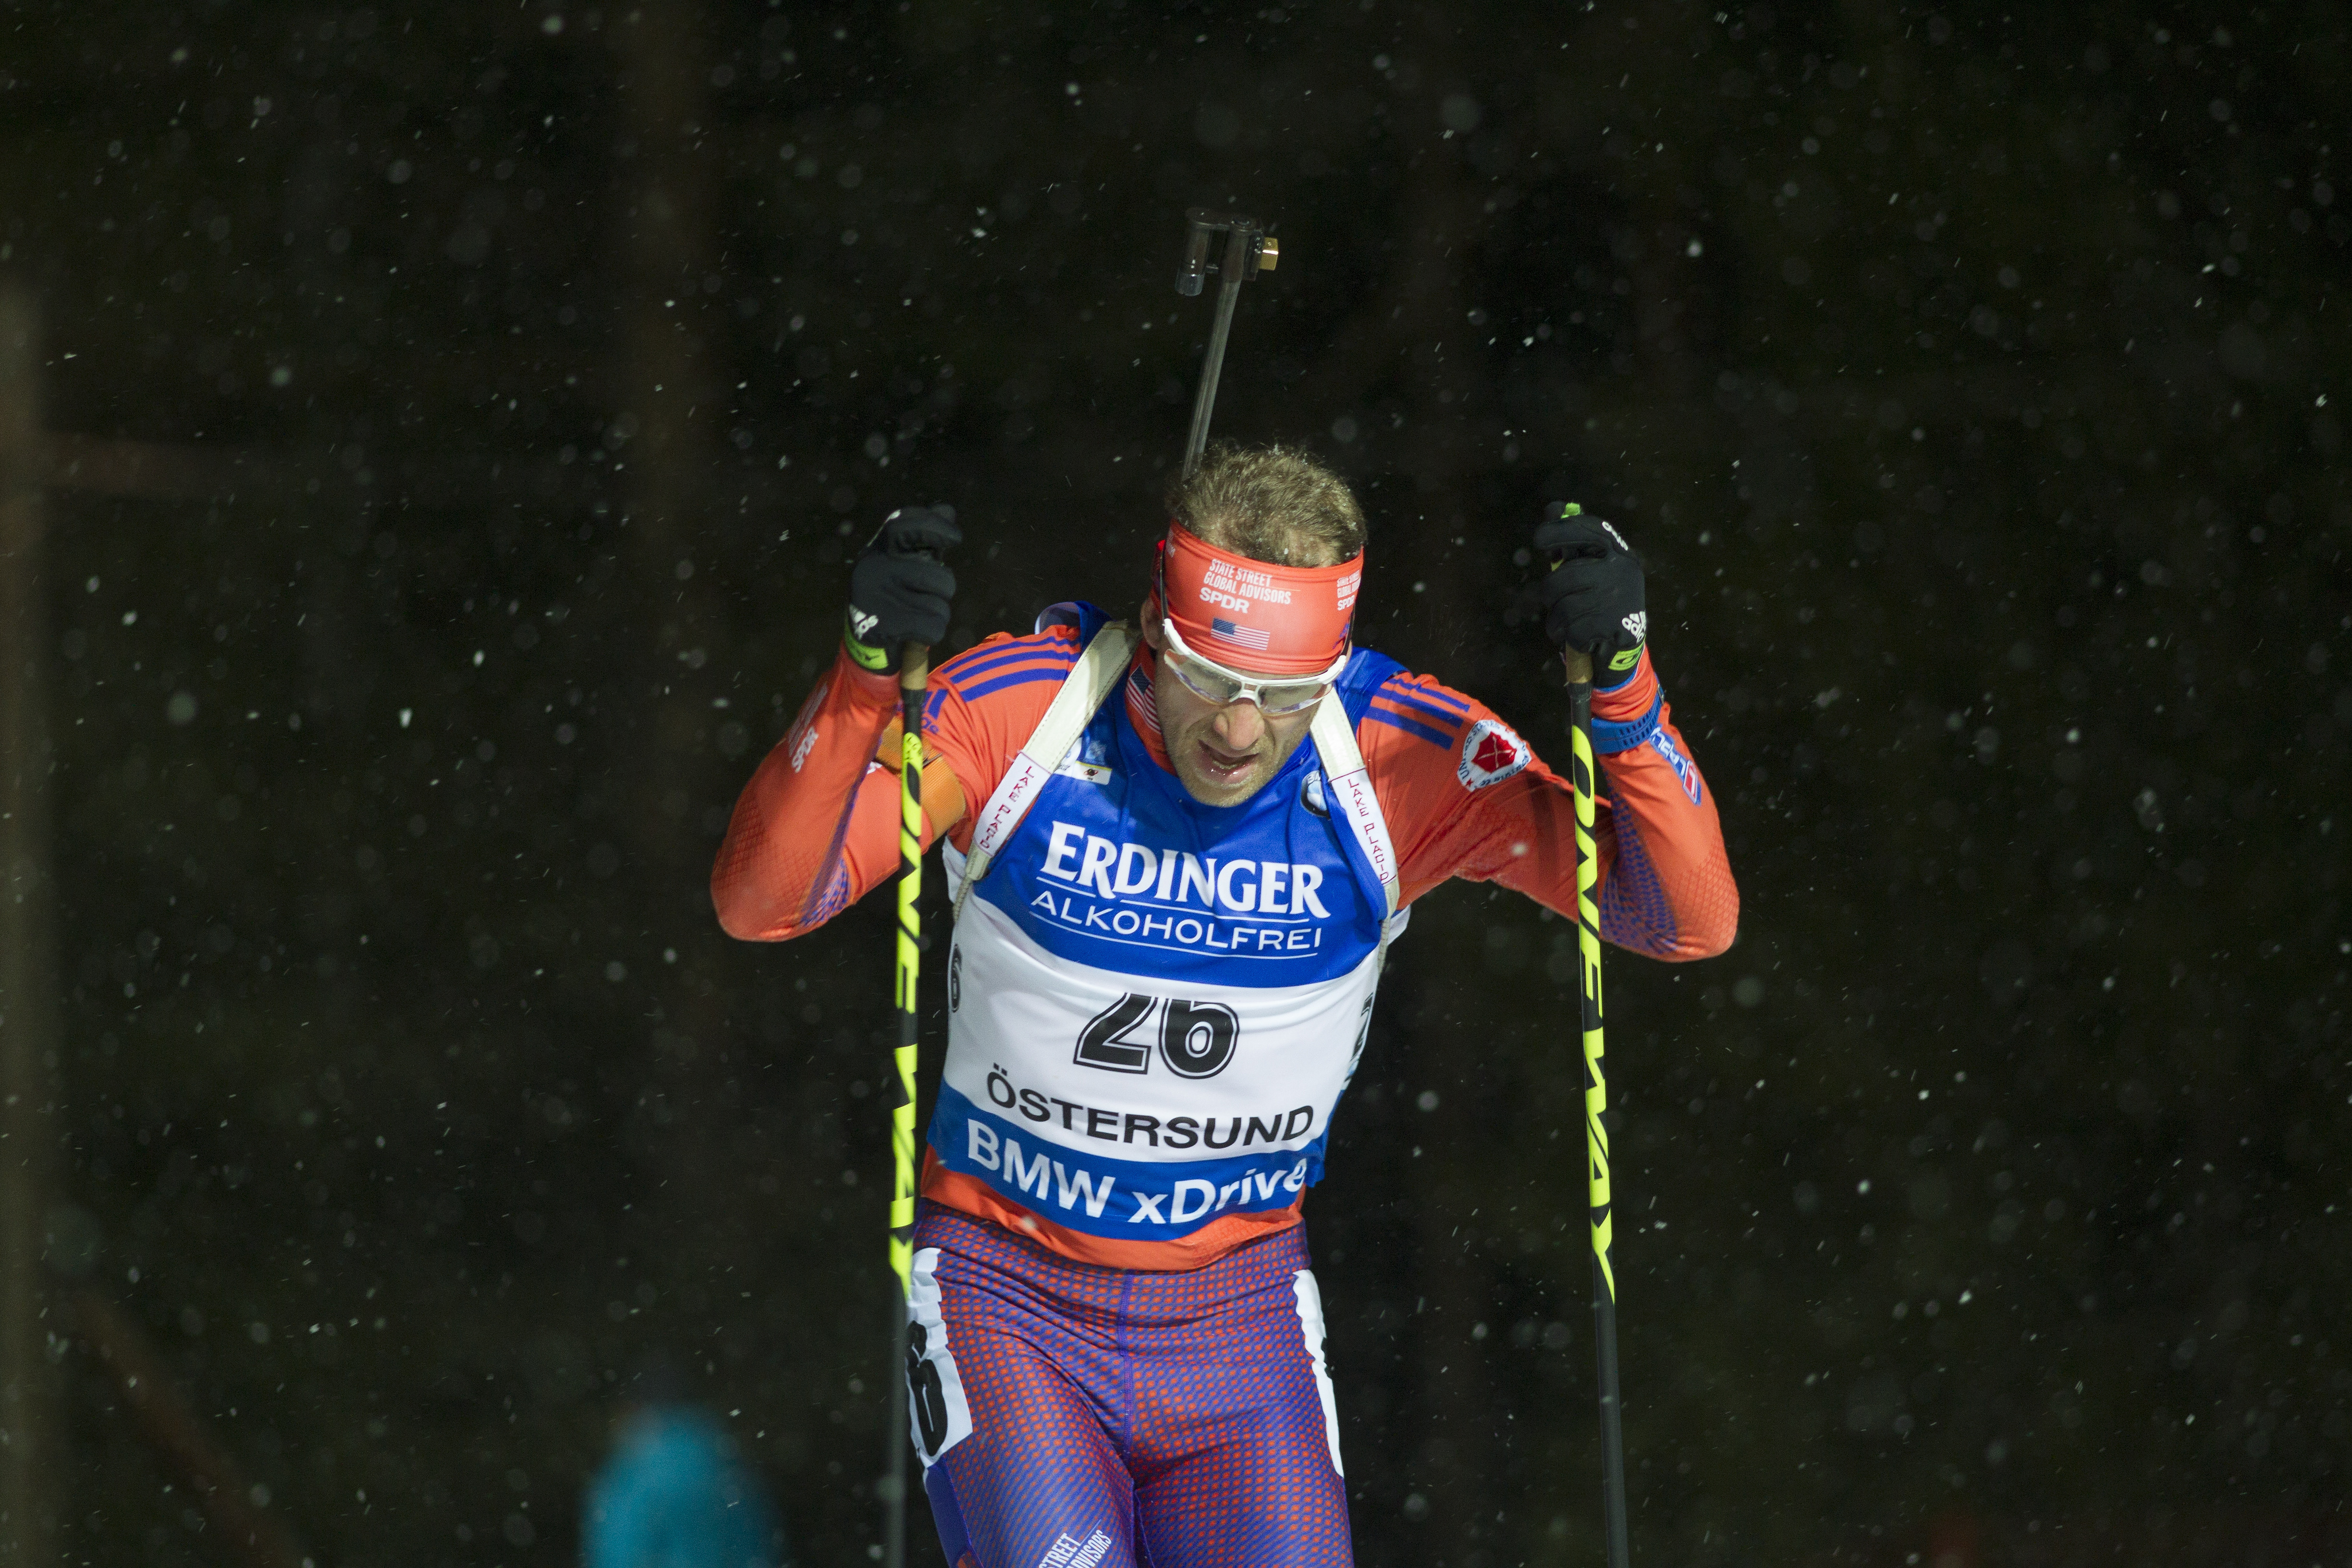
[1141,600,1320,808]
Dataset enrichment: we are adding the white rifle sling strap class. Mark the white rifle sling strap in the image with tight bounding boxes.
[951,621,1139,924]
[1309,689,1403,932]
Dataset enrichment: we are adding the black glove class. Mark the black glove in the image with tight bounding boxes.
[844,505,960,672]
[1532,503,1645,686]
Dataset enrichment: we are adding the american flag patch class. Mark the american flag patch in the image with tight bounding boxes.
[1210,616,1271,650]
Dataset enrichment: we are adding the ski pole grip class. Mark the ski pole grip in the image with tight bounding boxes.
[1561,648,1594,687]
[900,643,931,693]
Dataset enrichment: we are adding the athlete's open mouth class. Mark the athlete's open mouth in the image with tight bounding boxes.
[1193,740,1260,785]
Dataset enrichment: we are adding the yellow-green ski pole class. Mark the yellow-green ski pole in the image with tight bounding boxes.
[883,641,928,1568]
[1564,638,1631,1568]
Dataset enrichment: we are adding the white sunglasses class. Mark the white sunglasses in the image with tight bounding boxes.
[1158,612,1348,716]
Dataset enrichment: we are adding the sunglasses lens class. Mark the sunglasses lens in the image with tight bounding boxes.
[1257,684,1328,715]
[1169,654,1245,706]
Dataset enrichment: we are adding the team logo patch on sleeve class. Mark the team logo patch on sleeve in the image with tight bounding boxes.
[1458,718,1531,790]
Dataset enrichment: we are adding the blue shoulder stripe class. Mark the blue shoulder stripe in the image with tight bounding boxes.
[1382,677,1469,716]
[944,638,1078,685]
[950,654,1077,696]
[962,666,1074,702]
[1373,686,1467,731]
[1364,707,1453,749]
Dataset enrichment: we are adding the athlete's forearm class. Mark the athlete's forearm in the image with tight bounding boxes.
[1586,656,1737,959]
[1515,506,1736,957]
[1460,762,1734,961]
[713,504,971,941]
[1414,652,1733,959]
[1590,700,1740,959]
[710,647,903,941]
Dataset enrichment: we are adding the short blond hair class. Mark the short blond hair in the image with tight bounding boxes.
[1165,442,1365,567]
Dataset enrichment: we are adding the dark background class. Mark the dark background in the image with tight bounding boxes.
[0,2,2345,1565]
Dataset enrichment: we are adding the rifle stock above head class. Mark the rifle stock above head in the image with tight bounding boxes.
[1175,208,1283,479]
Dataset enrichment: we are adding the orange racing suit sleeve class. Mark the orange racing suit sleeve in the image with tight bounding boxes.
[710,629,1079,941]
[1360,649,1737,960]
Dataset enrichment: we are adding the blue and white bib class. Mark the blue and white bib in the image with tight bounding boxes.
[927,625,1404,1246]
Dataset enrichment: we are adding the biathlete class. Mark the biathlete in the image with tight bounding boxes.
[712,445,1737,1568]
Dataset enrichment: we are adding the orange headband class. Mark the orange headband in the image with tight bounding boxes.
[1155,523,1363,676]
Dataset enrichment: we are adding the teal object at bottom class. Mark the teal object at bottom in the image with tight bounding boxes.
[584,1406,788,1568]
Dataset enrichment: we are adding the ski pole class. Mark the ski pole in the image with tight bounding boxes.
[1563,636,1632,1568]
[1175,207,1278,478]
[882,640,928,1568]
